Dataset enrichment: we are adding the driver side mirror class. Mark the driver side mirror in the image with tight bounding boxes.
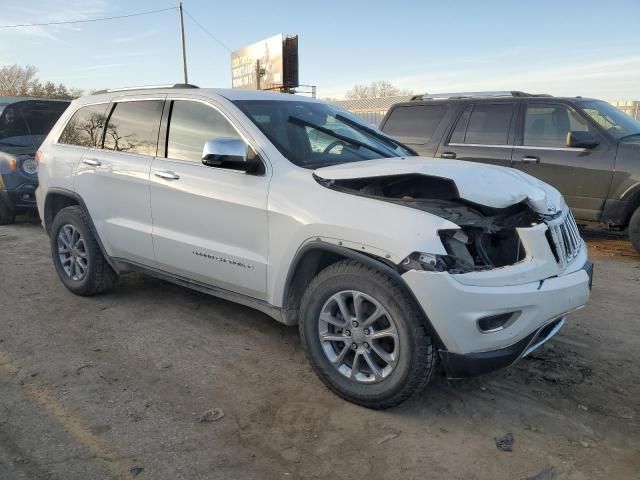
[566,131,600,149]
[201,138,262,174]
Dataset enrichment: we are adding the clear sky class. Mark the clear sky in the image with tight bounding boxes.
[1,0,639,100]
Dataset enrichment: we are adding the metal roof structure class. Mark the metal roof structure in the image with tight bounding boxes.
[329,95,414,126]
[331,95,414,112]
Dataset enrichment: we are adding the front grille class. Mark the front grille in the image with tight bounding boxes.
[545,210,582,269]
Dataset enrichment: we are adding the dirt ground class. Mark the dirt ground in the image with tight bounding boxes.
[0,217,639,480]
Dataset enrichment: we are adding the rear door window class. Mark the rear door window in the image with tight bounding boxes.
[450,103,514,145]
[58,103,110,148]
[383,105,447,144]
[103,100,164,155]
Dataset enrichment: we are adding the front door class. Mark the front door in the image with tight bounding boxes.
[512,102,614,220]
[149,98,270,300]
[436,102,516,168]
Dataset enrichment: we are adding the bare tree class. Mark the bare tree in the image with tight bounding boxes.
[43,81,57,98]
[345,80,413,99]
[0,64,38,96]
[0,64,82,99]
[345,84,371,99]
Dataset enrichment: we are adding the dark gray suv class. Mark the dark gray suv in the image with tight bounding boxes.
[0,97,69,224]
[380,92,640,253]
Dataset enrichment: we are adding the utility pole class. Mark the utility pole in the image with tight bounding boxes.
[178,1,188,84]
[255,60,261,90]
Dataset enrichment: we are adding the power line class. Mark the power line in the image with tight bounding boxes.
[183,9,232,52]
[0,6,177,29]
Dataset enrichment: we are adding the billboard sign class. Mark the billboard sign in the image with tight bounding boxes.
[232,34,283,90]
[231,34,299,91]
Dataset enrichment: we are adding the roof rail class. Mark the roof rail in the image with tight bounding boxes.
[92,83,199,95]
[411,91,551,101]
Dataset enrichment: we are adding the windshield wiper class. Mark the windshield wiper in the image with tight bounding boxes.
[288,116,392,158]
[335,114,417,155]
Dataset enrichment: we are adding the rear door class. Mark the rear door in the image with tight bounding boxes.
[149,98,270,300]
[436,102,516,167]
[74,96,165,264]
[513,102,613,220]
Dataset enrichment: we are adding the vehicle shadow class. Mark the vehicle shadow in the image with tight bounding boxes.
[581,229,639,259]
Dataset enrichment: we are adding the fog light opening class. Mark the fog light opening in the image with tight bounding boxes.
[477,312,519,333]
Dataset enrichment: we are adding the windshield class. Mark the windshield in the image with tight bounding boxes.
[233,100,414,168]
[0,100,69,149]
[579,100,640,140]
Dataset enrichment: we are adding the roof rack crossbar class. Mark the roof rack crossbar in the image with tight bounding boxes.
[93,83,199,95]
[411,90,550,101]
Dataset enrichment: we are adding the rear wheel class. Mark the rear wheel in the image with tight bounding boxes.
[299,260,435,409]
[50,206,118,295]
[629,206,640,254]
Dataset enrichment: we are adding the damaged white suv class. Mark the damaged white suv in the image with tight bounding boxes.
[36,85,592,408]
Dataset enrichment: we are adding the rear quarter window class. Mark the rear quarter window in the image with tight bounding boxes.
[58,103,110,148]
[383,104,447,144]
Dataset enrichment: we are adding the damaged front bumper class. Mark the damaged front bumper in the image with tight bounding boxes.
[439,314,569,378]
[402,240,592,378]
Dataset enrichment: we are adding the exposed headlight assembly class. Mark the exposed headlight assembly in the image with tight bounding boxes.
[440,227,526,272]
[22,158,38,175]
[401,227,526,274]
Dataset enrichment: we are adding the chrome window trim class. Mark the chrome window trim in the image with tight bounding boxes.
[447,142,512,148]
[446,143,586,152]
[514,145,586,152]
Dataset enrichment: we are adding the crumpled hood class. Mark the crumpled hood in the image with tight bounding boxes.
[314,157,565,214]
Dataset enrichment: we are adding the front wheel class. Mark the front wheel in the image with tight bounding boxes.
[299,260,435,409]
[629,206,640,254]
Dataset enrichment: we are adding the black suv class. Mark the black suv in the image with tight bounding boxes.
[380,91,640,253]
[0,97,69,224]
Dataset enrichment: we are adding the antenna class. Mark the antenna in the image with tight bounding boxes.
[178,1,188,84]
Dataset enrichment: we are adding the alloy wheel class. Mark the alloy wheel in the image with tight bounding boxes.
[57,224,88,281]
[318,290,399,383]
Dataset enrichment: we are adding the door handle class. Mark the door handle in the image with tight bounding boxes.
[82,158,102,167]
[519,155,540,164]
[441,151,456,159]
[154,170,180,180]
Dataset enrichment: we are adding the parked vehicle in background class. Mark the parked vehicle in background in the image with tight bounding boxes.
[380,92,640,253]
[0,97,69,224]
[36,85,591,408]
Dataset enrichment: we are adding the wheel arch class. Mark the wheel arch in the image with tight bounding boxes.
[622,184,640,225]
[43,188,81,234]
[280,240,444,348]
[43,188,117,271]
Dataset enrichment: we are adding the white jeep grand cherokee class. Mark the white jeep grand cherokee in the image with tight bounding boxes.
[36,85,592,408]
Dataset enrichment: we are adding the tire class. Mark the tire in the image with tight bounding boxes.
[299,259,435,409]
[629,206,640,255]
[0,195,15,225]
[50,205,118,295]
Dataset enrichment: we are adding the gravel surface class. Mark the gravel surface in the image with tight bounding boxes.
[1,217,639,479]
